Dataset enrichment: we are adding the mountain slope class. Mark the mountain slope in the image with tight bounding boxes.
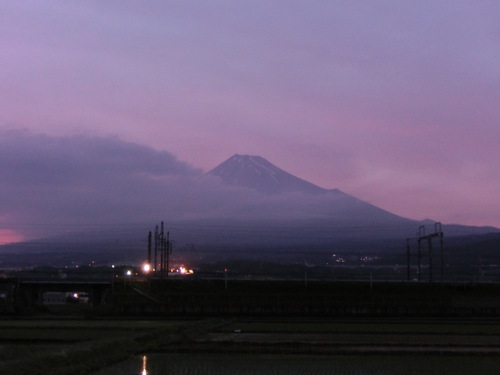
[208,154,326,195]
[206,154,421,235]
[206,155,495,237]
[3,154,497,265]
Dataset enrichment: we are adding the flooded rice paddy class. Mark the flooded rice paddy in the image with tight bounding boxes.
[92,353,500,375]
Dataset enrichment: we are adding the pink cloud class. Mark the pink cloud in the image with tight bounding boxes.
[0,1,499,228]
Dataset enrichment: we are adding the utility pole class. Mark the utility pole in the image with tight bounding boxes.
[160,221,165,278]
[406,238,411,281]
[440,225,444,282]
[166,231,172,276]
[428,235,433,283]
[224,267,228,289]
[154,225,158,276]
[304,262,308,288]
[147,231,152,267]
[418,225,425,282]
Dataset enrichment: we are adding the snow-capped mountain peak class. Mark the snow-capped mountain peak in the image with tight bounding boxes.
[208,154,327,195]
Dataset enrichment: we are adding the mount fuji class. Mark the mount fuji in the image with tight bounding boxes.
[208,154,327,195]
[205,154,498,239]
[1,152,498,266]
[204,154,419,238]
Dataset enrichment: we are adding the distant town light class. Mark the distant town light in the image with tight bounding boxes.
[177,266,194,275]
[126,270,132,276]
[143,263,151,273]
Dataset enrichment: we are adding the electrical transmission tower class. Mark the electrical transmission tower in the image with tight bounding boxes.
[147,221,173,278]
[406,222,444,283]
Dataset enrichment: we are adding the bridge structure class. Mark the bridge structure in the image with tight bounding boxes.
[0,273,114,313]
[3,274,500,317]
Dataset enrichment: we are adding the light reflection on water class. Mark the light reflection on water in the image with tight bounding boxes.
[91,353,500,375]
[141,355,147,375]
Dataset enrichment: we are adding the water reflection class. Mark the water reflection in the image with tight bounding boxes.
[91,353,500,375]
[141,355,147,375]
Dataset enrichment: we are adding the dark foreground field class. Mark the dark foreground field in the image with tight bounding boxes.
[110,279,500,317]
[1,317,500,375]
[3,279,500,374]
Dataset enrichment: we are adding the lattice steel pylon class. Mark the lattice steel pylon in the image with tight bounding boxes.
[407,222,444,283]
[148,221,173,278]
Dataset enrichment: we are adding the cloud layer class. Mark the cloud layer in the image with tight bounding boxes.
[0,131,416,244]
[0,131,204,240]
[1,1,499,228]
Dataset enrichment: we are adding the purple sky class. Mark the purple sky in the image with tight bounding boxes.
[1,1,499,242]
